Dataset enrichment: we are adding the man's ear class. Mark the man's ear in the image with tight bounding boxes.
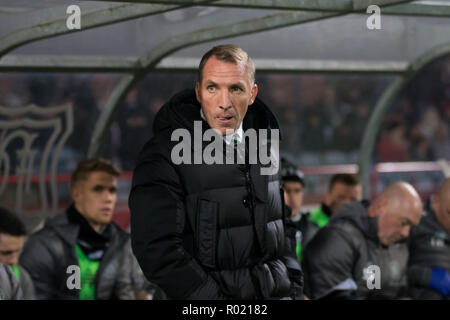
[432,194,440,213]
[249,83,258,105]
[195,82,201,103]
[324,192,331,207]
[369,198,386,218]
[71,184,81,203]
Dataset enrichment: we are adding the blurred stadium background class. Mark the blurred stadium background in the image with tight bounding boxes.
[0,0,449,231]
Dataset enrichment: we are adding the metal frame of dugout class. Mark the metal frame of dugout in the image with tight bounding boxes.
[1,0,449,198]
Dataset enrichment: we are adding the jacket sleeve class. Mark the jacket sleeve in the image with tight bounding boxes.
[19,234,57,300]
[128,246,158,300]
[281,206,304,300]
[302,226,356,299]
[302,220,320,250]
[281,253,304,300]
[18,266,36,300]
[115,239,137,300]
[129,152,226,299]
[405,225,442,298]
[407,264,433,288]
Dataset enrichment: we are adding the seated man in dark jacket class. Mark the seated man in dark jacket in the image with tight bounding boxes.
[129,44,303,300]
[280,157,307,263]
[302,174,362,248]
[0,207,35,299]
[407,178,450,299]
[302,182,422,299]
[20,158,136,300]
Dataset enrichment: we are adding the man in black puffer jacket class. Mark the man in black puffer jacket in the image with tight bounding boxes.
[407,178,450,299]
[302,182,422,299]
[129,44,303,300]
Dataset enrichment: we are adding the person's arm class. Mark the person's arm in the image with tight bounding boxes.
[407,265,432,288]
[408,265,450,297]
[280,200,304,299]
[115,238,137,300]
[129,150,225,300]
[406,226,450,298]
[301,226,357,299]
[128,248,156,300]
[19,235,57,300]
[280,253,304,300]
[302,220,320,250]
[428,268,450,297]
[18,266,36,300]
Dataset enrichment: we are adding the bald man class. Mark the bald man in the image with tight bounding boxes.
[407,178,450,300]
[302,182,422,299]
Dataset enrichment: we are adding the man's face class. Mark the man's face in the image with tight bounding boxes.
[195,56,258,135]
[326,182,362,214]
[72,171,118,231]
[434,193,450,233]
[283,181,304,218]
[0,233,24,266]
[377,200,422,246]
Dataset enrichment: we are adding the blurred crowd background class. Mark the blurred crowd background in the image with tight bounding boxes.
[1,54,449,231]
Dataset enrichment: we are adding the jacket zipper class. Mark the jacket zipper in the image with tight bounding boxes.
[244,164,264,299]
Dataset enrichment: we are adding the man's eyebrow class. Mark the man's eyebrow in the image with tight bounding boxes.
[93,184,117,191]
[203,80,217,86]
[93,184,109,188]
[203,80,246,87]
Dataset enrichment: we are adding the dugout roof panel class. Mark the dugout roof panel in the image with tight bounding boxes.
[0,1,448,65]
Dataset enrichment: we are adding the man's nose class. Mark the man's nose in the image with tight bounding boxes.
[218,90,232,110]
[104,190,114,202]
[8,253,19,266]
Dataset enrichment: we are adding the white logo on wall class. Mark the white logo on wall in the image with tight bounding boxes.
[66,5,81,30]
[363,264,381,290]
[66,265,81,290]
[0,104,73,216]
[366,5,381,30]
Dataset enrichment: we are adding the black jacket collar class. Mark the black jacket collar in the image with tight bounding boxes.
[44,205,119,249]
[66,204,111,256]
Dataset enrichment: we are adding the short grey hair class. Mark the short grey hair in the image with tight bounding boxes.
[197,44,255,84]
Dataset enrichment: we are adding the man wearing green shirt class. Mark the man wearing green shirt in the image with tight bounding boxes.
[0,207,35,299]
[20,158,138,300]
[302,174,362,249]
[281,159,307,263]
